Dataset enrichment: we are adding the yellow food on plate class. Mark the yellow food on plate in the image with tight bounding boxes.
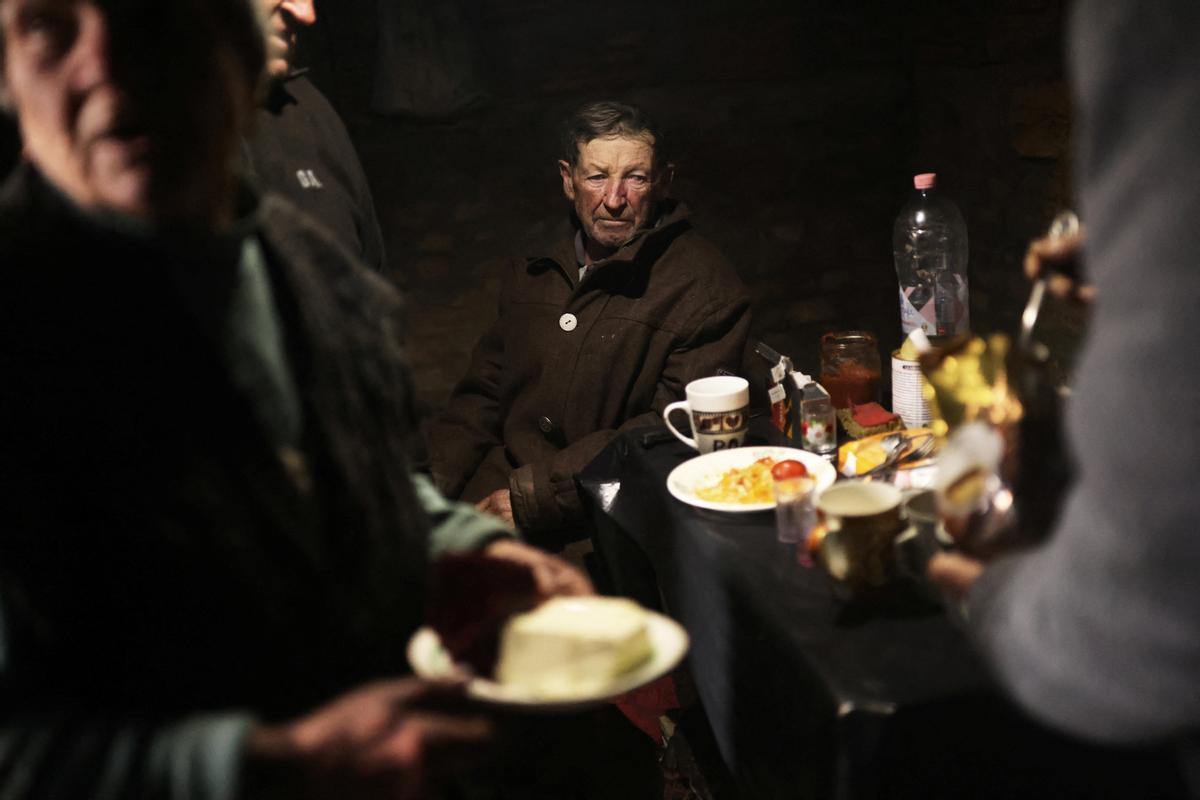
[695,456,777,504]
[838,428,935,476]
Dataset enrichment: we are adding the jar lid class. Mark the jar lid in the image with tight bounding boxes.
[821,330,877,348]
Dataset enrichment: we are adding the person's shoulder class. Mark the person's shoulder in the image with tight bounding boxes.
[670,227,734,268]
[259,74,352,141]
[283,74,339,113]
[655,214,744,290]
[283,75,351,133]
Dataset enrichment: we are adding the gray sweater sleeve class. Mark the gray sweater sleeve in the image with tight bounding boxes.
[966,0,1200,744]
[0,594,257,800]
[0,697,255,800]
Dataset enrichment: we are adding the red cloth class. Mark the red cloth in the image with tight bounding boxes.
[613,674,680,741]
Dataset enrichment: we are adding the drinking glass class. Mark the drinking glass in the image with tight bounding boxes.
[774,476,816,547]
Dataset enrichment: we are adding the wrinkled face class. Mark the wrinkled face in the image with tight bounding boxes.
[558,133,663,254]
[261,0,314,77]
[0,0,258,224]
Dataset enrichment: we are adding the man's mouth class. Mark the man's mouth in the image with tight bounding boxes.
[87,121,154,161]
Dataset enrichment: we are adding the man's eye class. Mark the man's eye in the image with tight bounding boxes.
[628,175,649,185]
[15,5,76,45]
[586,175,606,183]
[20,5,64,30]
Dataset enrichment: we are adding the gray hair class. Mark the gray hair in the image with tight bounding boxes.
[560,100,668,171]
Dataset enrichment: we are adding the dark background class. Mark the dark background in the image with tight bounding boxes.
[300,0,1075,414]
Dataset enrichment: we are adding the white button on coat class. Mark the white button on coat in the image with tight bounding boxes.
[559,313,578,332]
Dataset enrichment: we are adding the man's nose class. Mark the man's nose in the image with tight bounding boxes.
[281,0,317,25]
[68,6,113,91]
[602,180,628,210]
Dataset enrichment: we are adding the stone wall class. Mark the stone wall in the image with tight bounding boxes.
[309,0,1072,415]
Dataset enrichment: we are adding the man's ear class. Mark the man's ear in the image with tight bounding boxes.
[557,160,576,202]
[658,163,675,189]
[653,162,675,199]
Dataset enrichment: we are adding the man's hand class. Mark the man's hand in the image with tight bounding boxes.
[927,551,985,602]
[242,679,493,800]
[475,489,514,525]
[481,538,594,599]
[1023,226,1095,304]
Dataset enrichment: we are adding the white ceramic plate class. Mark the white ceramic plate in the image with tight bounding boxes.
[407,610,689,713]
[666,446,837,512]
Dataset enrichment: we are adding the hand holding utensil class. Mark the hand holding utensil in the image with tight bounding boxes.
[1019,210,1086,353]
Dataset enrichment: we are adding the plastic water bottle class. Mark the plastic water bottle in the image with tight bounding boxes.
[893,173,969,336]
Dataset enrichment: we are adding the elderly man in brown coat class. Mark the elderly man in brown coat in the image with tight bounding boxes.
[427,100,752,546]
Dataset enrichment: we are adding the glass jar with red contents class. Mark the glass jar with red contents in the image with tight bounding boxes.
[819,331,881,409]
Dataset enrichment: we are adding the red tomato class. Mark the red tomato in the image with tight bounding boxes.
[771,459,808,480]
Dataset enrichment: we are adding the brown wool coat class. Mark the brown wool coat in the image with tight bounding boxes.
[426,202,751,544]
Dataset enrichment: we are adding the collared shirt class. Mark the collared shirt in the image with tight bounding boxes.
[572,215,667,282]
[573,230,591,281]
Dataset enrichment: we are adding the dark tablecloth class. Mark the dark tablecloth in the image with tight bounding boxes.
[579,422,1184,800]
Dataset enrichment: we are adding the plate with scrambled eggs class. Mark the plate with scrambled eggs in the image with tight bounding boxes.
[666,446,837,512]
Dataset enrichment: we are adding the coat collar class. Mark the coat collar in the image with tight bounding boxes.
[529,199,692,277]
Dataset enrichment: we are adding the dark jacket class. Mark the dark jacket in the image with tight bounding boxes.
[427,203,751,543]
[244,73,387,274]
[0,164,427,796]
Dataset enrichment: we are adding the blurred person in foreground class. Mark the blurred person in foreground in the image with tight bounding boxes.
[0,0,587,797]
[929,0,1200,789]
[426,100,751,547]
[244,0,388,274]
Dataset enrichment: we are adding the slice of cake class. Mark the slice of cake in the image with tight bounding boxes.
[837,401,904,439]
[495,597,653,699]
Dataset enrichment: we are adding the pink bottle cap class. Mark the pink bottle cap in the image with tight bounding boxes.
[913,173,937,190]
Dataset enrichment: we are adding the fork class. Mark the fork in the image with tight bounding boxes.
[858,433,936,479]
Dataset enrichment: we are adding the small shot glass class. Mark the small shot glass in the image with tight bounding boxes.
[774,476,817,548]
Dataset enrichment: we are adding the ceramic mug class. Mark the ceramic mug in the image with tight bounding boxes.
[809,480,905,598]
[662,376,750,453]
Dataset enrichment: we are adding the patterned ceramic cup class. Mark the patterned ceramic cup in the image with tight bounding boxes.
[662,376,750,453]
[810,480,905,599]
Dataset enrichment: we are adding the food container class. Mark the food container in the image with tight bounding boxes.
[891,349,931,429]
[819,331,881,409]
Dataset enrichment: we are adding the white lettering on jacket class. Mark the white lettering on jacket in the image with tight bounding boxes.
[296,169,324,189]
